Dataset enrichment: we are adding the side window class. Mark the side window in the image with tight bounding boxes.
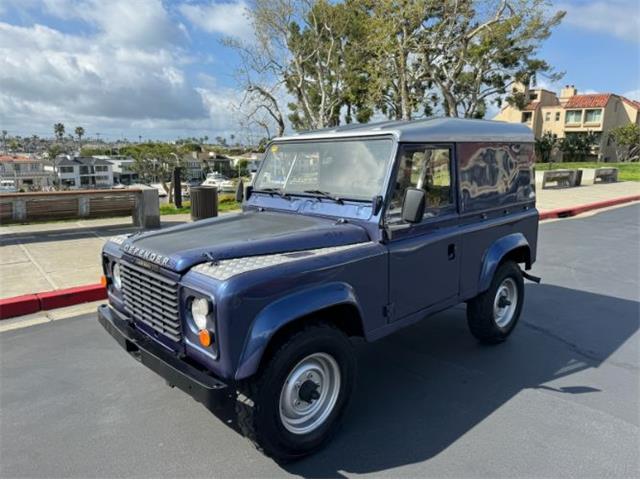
[388,145,454,222]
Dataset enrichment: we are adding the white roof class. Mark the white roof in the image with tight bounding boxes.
[275,117,534,143]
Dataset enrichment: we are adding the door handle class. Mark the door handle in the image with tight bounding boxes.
[448,243,456,260]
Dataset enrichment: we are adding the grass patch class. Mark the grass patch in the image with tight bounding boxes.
[538,162,640,182]
[160,194,241,216]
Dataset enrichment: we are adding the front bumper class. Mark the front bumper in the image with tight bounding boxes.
[97,304,229,407]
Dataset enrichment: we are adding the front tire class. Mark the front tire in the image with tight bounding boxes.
[236,323,356,462]
[467,261,524,343]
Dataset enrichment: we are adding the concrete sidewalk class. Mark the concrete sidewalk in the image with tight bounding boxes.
[1,183,638,299]
[0,214,193,298]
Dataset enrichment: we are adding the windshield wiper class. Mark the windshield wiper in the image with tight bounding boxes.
[253,187,290,199]
[302,190,344,204]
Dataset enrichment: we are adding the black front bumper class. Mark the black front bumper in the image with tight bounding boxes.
[97,304,229,406]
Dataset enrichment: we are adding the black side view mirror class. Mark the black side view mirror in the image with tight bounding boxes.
[235,178,244,202]
[401,188,425,223]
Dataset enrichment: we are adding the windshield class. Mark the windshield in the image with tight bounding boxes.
[253,137,394,200]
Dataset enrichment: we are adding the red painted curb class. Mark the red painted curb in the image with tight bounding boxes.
[539,194,640,221]
[0,284,107,320]
[0,294,41,319]
[37,284,107,311]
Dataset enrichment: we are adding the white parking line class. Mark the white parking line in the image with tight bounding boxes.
[17,242,57,290]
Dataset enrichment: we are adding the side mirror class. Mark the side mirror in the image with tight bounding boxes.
[235,178,244,202]
[401,188,425,223]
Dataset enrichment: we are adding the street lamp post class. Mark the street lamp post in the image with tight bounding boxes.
[170,152,182,208]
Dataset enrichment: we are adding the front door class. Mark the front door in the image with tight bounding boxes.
[385,144,460,320]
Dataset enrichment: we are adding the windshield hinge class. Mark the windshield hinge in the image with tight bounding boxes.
[383,303,395,321]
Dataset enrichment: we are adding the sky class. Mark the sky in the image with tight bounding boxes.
[0,0,638,142]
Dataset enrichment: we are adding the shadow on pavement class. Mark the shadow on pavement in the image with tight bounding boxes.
[0,220,188,246]
[203,283,638,477]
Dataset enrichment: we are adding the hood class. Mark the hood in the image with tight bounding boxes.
[120,210,370,272]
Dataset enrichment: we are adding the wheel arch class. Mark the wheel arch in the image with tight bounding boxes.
[478,233,531,293]
[234,282,365,381]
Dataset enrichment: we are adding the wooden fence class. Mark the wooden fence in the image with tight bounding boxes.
[0,188,160,228]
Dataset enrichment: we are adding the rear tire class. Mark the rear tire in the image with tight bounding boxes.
[467,261,524,344]
[236,323,356,462]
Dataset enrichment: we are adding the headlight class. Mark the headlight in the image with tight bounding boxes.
[191,297,211,331]
[112,263,122,290]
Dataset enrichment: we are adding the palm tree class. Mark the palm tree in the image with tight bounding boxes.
[54,123,65,142]
[1,130,7,153]
[75,126,85,147]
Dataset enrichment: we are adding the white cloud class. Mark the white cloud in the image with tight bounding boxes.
[179,0,253,41]
[0,0,248,140]
[623,89,640,101]
[41,0,187,48]
[557,0,640,43]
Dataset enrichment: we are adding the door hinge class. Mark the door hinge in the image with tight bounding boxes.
[383,303,396,320]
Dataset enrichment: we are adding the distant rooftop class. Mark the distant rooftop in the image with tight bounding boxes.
[0,155,35,163]
[57,156,113,167]
[523,85,639,111]
[565,94,612,109]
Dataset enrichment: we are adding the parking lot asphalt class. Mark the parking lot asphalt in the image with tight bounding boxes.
[1,204,638,478]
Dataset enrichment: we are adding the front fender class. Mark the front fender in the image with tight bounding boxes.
[478,233,530,292]
[234,282,362,380]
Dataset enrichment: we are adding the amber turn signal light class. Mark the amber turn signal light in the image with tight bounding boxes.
[198,329,212,347]
[100,275,108,288]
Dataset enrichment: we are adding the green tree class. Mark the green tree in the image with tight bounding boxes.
[8,139,20,152]
[48,144,65,188]
[609,123,640,162]
[75,126,85,146]
[357,0,432,121]
[559,133,596,162]
[419,0,565,118]
[232,0,564,127]
[257,137,269,152]
[535,131,556,166]
[54,123,65,142]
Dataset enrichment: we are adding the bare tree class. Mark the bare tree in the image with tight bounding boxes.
[227,0,356,133]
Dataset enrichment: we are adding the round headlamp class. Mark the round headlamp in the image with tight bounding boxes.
[191,297,211,331]
[112,263,122,290]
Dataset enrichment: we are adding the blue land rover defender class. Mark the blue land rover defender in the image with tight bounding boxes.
[98,118,538,460]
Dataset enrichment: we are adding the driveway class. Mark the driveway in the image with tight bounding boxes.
[1,205,638,477]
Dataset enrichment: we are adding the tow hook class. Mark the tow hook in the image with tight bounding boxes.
[522,270,541,284]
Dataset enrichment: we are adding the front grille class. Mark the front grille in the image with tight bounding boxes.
[120,262,182,342]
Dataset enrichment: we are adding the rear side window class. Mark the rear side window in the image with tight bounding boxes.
[387,145,454,223]
[457,142,535,213]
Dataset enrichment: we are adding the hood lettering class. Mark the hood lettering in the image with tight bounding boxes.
[122,243,172,268]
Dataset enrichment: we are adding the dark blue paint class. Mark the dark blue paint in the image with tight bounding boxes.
[234,281,362,380]
[100,136,539,383]
[119,210,371,272]
[478,232,531,292]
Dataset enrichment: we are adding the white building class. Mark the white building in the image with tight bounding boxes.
[0,154,53,190]
[57,156,113,189]
[95,155,138,185]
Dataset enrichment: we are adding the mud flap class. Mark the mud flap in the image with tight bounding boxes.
[521,270,541,284]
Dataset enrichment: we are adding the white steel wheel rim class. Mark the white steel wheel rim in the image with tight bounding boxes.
[494,277,518,328]
[278,352,341,435]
